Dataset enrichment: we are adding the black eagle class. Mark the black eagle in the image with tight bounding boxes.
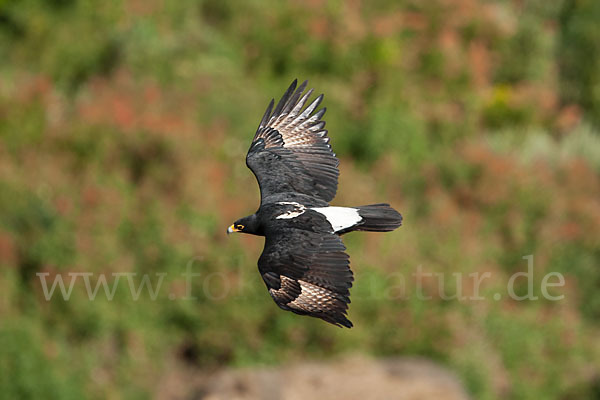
[227,80,402,328]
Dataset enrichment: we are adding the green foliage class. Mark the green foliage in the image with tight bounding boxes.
[559,0,600,127]
[0,322,85,400]
[0,1,599,399]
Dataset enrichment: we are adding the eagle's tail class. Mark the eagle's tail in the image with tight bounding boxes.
[352,203,402,232]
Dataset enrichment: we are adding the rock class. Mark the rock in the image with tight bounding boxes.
[192,356,470,400]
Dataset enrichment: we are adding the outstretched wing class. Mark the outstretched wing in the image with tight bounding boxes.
[246,80,339,204]
[258,229,354,328]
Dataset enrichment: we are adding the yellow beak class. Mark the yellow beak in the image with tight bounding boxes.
[227,224,240,235]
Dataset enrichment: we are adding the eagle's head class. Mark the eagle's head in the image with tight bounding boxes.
[227,214,260,235]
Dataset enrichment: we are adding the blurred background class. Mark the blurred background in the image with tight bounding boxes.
[1,0,599,399]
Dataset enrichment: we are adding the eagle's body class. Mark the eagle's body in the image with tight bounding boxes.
[228,80,402,328]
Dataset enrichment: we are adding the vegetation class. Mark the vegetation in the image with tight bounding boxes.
[0,0,599,399]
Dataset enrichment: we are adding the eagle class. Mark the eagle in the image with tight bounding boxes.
[227,80,402,328]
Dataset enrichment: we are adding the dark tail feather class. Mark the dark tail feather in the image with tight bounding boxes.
[353,203,402,232]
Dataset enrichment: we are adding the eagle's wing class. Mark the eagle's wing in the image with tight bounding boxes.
[246,80,339,205]
[258,229,354,328]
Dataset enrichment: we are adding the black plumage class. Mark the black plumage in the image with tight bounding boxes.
[228,80,403,328]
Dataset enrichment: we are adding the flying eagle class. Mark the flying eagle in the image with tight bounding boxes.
[227,80,402,328]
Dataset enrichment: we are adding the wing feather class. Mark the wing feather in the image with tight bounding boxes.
[246,80,339,204]
[258,229,354,328]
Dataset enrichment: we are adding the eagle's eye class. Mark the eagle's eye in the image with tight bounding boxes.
[237,224,245,230]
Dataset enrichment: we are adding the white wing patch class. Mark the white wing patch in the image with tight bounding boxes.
[276,202,306,219]
[311,206,362,233]
[276,210,306,219]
